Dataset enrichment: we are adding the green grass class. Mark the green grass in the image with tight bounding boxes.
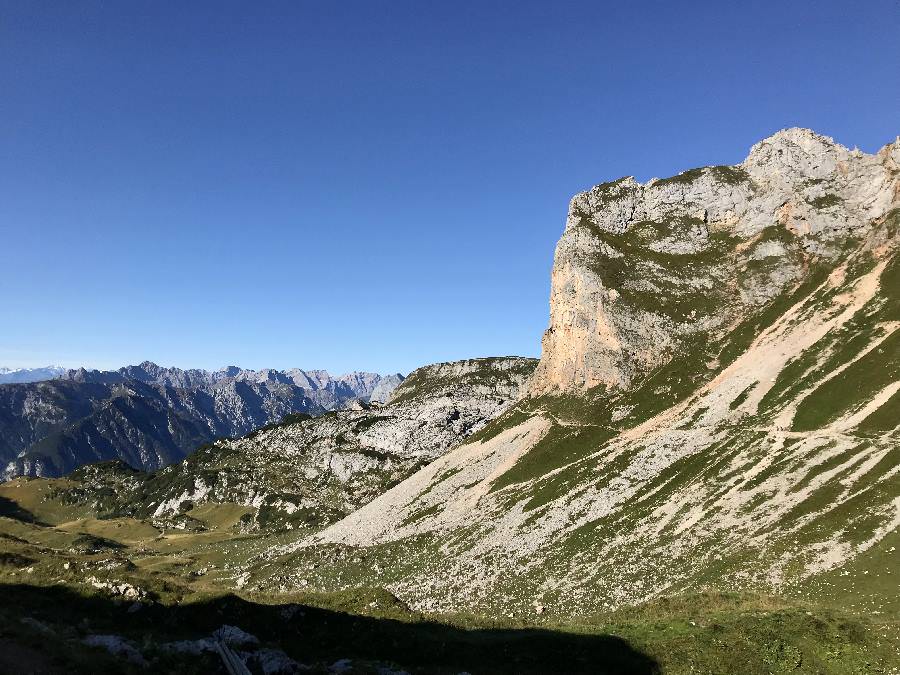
[729,384,755,410]
[1,577,896,674]
[465,406,534,445]
[857,387,900,432]
[602,591,895,675]
[709,165,751,185]
[401,503,443,526]
[793,329,900,431]
[755,223,799,246]
[490,424,615,493]
[187,502,254,529]
[808,193,844,209]
[653,167,706,186]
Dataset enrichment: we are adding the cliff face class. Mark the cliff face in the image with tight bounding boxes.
[530,128,900,394]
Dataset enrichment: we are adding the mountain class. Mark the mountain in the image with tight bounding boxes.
[60,361,399,410]
[252,129,900,618]
[38,356,537,532]
[1,362,403,478]
[0,366,65,384]
[1,129,898,673]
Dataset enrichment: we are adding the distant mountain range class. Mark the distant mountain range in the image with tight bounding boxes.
[59,361,403,407]
[44,356,538,532]
[0,366,66,384]
[0,361,403,479]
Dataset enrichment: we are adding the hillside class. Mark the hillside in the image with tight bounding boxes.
[13,357,536,533]
[135,357,536,531]
[249,129,900,621]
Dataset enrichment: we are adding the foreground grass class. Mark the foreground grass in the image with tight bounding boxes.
[2,575,897,674]
[1,483,897,673]
[2,583,656,674]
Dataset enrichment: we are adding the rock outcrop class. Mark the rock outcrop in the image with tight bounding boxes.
[530,128,900,394]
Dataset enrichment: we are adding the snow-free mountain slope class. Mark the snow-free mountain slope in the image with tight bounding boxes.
[272,129,900,617]
[35,357,537,533]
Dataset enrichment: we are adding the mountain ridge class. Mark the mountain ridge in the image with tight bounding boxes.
[60,361,404,404]
[0,361,405,479]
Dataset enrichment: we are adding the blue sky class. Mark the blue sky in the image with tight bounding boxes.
[2,1,898,375]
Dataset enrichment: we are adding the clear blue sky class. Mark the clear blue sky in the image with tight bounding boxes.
[2,1,898,375]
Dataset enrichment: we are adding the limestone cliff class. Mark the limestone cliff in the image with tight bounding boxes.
[530,128,900,394]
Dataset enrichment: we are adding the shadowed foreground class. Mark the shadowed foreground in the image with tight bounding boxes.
[0,583,659,674]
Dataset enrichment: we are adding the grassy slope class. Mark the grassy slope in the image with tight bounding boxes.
[504,230,898,600]
[2,470,897,673]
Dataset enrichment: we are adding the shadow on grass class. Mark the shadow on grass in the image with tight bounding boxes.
[0,495,48,525]
[1,583,660,674]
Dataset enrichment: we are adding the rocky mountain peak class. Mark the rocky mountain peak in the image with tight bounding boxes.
[744,127,839,166]
[529,128,900,395]
[388,357,537,406]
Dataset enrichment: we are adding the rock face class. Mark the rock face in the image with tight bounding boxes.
[273,129,900,617]
[1,362,404,478]
[46,357,536,532]
[530,128,900,394]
